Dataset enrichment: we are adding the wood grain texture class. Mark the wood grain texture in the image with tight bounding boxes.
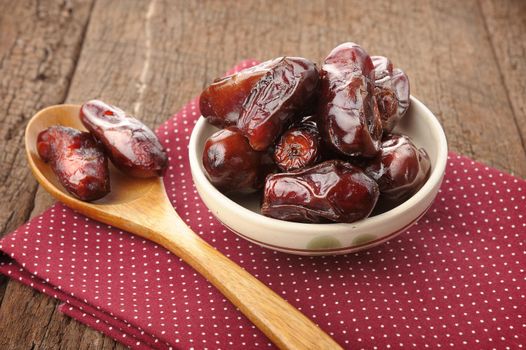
[1,0,525,348]
[0,0,93,238]
[479,0,526,154]
[0,281,124,350]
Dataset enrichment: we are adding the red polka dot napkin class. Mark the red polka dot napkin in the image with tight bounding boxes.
[1,61,525,350]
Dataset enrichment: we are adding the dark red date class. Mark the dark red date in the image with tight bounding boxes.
[363,134,430,209]
[203,127,270,193]
[80,100,168,178]
[318,43,383,157]
[200,59,280,128]
[261,160,379,223]
[237,57,319,151]
[273,121,321,172]
[37,126,110,201]
[371,56,410,133]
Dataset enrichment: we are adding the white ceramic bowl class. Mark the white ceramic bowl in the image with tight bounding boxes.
[189,96,448,255]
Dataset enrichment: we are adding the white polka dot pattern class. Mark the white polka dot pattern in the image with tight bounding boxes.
[1,61,525,350]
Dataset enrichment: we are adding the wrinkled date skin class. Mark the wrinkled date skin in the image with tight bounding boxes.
[261,160,379,223]
[200,59,281,128]
[37,126,110,201]
[203,127,270,193]
[371,56,410,133]
[80,100,168,178]
[273,120,321,172]
[237,57,319,151]
[364,134,430,210]
[318,43,383,157]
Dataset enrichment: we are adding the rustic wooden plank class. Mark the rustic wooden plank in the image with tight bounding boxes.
[479,0,526,156]
[0,280,127,350]
[0,0,92,238]
[0,281,59,348]
[36,300,128,350]
[2,0,525,349]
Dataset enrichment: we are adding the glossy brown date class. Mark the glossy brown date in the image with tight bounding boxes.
[80,100,168,178]
[273,120,321,172]
[371,56,410,133]
[202,127,270,193]
[363,134,430,209]
[261,160,379,223]
[200,59,281,128]
[237,57,319,151]
[318,43,383,157]
[37,126,110,201]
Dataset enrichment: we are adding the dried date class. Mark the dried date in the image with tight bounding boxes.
[371,56,410,133]
[37,126,110,201]
[363,134,431,209]
[203,127,270,193]
[237,57,319,151]
[318,43,383,157]
[200,59,281,128]
[261,160,379,223]
[273,120,321,172]
[80,100,168,178]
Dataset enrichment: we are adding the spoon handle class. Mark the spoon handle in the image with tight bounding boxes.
[147,215,343,350]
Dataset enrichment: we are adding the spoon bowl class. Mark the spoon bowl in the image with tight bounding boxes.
[25,104,342,350]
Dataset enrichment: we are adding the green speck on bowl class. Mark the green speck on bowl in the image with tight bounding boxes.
[306,236,342,250]
[352,234,377,246]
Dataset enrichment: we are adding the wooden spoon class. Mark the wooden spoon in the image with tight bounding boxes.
[25,104,343,350]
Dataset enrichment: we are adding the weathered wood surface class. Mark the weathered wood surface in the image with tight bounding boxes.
[0,0,94,244]
[480,0,526,154]
[0,0,524,348]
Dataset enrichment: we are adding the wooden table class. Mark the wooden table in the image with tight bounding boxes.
[0,0,524,348]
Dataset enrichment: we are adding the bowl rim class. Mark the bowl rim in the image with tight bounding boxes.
[188,95,448,232]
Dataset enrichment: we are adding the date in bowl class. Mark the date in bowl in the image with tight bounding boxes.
[189,96,447,256]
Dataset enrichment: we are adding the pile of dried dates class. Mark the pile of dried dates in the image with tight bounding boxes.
[37,100,168,201]
[201,42,431,223]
